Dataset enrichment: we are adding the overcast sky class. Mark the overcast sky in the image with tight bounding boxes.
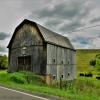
[0,0,100,55]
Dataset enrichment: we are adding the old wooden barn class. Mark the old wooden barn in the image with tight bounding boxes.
[7,19,76,83]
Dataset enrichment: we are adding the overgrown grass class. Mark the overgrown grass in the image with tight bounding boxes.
[0,70,100,100]
[76,49,100,73]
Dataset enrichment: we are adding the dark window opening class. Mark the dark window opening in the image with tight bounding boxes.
[68,73,70,76]
[61,75,63,78]
[53,59,55,63]
[68,60,70,64]
[53,75,56,79]
[61,61,63,64]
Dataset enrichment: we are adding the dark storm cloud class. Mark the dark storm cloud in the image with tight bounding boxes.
[90,17,100,23]
[0,32,9,40]
[30,0,91,33]
[37,0,87,19]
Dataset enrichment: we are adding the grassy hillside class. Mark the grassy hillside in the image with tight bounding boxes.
[0,70,100,100]
[76,49,100,73]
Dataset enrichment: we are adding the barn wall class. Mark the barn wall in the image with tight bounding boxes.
[8,23,47,74]
[46,43,76,81]
[11,24,43,49]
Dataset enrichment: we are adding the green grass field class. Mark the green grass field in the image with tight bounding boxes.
[76,49,100,73]
[0,70,100,100]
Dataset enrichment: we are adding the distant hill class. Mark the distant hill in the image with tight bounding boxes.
[76,49,100,72]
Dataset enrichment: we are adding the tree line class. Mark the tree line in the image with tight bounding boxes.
[0,55,8,69]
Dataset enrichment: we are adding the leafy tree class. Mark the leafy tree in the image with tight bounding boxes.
[89,59,96,67]
[0,55,8,69]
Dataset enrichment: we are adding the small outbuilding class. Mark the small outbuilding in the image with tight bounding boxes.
[7,19,76,83]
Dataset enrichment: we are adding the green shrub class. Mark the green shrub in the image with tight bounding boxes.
[89,59,96,67]
[9,71,45,85]
[10,73,26,84]
[0,55,8,69]
[20,71,43,85]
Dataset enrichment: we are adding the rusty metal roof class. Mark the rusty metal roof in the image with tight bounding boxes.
[7,19,75,50]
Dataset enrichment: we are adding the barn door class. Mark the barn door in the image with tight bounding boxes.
[18,56,32,71]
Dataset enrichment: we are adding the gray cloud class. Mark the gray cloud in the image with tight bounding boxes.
[0,0,100,54]
[0,0,47,33]
[0,32,9,40]
[90,17,100,23]
[45,19,61,27]
[28,0,100,49]
[36,0,87,19]
[59,20,85,33]
[44,19,62,32]
[0,47,7,52]
[29,0,91,33]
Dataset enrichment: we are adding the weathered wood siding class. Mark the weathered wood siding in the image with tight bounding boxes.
[46,43,76,81]
[8,24,46,74]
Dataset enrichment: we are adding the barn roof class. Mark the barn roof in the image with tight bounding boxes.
[7,19,75,50]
